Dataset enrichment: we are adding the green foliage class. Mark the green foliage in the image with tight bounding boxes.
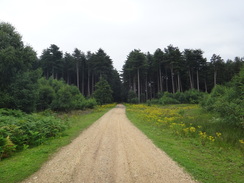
[127,90,139,104]
[158,90,205,105]
[0,136,16,159]
[51,85,76,111]
[83,98,97,109]
[180,89,205,104]
[50,84,87,111]
[159,93,180,105]
[93,77,113,105]
[10,70,41,113]
[201,67,244,127]
[37,85,55,111]
[0,108,67,159]
[36,78,96,111]
[0,22,38,112]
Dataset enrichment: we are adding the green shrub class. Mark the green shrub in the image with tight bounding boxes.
[158,90,204,105]
[174,92,187,103]
[130,98,139,104]
[69,85,86,110]
[201,67,244,127]
[158,92,180,105]
[37,85,55,111]
[127,90,137,103]
[147,99,160,106]
[93,77,113,105]
[10,71,40,113]
[51,85,73,111]
[0,109,68,157]
[38,78,90,111]
[0,136,16,159]
[183,89,204,104]
[84,98,97,109]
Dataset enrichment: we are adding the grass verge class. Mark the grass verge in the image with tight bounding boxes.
[126,104,244,183]
[0,104,115,183]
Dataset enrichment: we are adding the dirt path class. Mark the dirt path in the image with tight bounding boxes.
[22,104,196,183]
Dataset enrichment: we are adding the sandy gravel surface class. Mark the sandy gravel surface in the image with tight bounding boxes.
[22,104,197,183]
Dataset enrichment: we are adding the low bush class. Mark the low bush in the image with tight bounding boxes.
[158,90,204,105]
[0,109,67,159]
[182,89,205,104]
[84,98,97,109]
[37,78,96,111]
[159,92,180,105]
[201,66,244,127]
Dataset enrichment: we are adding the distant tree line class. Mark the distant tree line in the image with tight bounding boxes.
[0,21,243,111]
[38,45,121,102]
[122,46,243,102]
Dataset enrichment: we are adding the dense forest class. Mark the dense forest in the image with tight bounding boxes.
[123,47,243,102]
[0,22,243,111]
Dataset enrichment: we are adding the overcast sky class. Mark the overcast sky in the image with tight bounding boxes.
[1,0,244,71]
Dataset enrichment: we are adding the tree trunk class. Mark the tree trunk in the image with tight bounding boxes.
[137,68,140,103]
[87,69,90,96]
[189,69,193,89]
[177,72,180,92]
[46,71,49,79]
[67,72,70,84]
[145,76,148,101]
[159,66,162,92]
[171,66,175,93]
[214,70,217,87]
[196,70,200,91]
[52,67,54,78]
[157,75,160,93]
[133,76,136,93]
[204,79,208,92]
[165,68,169,92]
[76,62,80,89]
[82,69,85,95]
[92,73,94,94]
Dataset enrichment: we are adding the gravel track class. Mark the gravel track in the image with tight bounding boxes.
[22,104,196,183]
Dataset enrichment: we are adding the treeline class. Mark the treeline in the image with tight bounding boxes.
[122,46,243,102]
[0,22,121,113]
[38,45,122,102]
[1,21,243,110]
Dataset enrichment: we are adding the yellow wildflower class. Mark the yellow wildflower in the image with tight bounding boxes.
[216,132,222,137]
[189,127,196,133]
[239,140,244,144]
